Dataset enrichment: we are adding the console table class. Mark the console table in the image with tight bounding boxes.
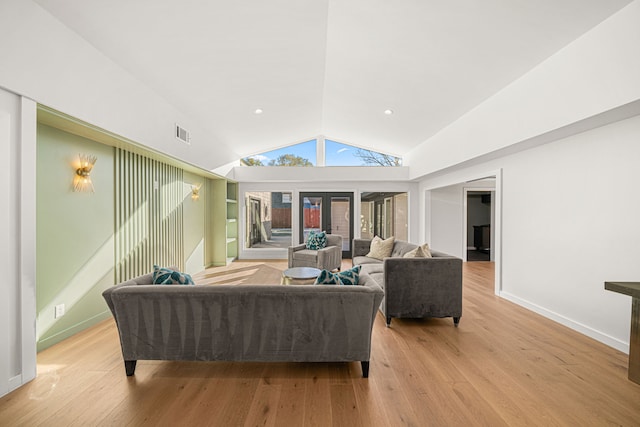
[604,281,640,385]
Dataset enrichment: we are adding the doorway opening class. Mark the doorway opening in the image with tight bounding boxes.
[426,171,501,295]
[465,190,494,262]
[299,192,353,258]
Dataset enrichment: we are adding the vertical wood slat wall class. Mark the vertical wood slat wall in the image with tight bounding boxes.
[204,178,215,268]
[115,148,184,282]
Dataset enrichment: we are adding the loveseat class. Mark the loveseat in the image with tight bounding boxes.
[102,271,384,377]
[352,238,462,327]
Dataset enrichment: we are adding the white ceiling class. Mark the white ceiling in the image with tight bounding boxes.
[34,0,631,159]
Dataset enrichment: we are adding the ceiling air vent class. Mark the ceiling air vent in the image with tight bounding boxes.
[175,124,191,145]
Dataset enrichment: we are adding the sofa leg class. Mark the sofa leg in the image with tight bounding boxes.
[453,317,460,327]
[361,361,369,378]
[386,316,392,327]
[125,360,137,376]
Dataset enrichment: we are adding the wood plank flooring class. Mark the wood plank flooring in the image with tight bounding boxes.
[1,260,639,426]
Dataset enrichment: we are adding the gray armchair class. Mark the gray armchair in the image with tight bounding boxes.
[288,234,343,271]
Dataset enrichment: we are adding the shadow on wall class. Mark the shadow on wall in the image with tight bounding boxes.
[36,232,116,350]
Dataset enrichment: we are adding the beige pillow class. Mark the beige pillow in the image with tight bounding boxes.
[366,236,395,260]
[403,243,432,258]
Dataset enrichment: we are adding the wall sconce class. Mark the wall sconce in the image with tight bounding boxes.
[191,183,202,201]
[73,154,97,193]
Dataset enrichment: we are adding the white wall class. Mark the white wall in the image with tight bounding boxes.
[428,180,496,259]
[421,114,640,353]
[0,0,238,171]
[0,88,37,397]
[232,165,410,182]
[239,180,419,259]
[406,0,640,179]
[430,186,465,258]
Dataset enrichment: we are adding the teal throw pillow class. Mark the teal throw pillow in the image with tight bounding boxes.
[152,265,195,285]
[305,231,327,250]
[314,266,361,286]
[314,269,343,285]
[337,265,361,286]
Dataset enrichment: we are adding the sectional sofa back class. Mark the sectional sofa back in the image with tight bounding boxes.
[352,238,419,260]
[102,275,384,364]
[390,240,417,257]
[353,238,453,261]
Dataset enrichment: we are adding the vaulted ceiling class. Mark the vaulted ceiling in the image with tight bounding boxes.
[34,0,631,159]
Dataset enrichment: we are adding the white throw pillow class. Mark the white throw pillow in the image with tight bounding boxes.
[366,236,395,260]
[403,243,432,258]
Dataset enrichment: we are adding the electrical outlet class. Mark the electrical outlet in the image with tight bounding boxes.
[55,304,65,319]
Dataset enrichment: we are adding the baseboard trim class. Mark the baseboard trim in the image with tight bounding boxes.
[37,310,112,352]
[240,249,288,260]
[8,374,23,393]
[499,291,629,354]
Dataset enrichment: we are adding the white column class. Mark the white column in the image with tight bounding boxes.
[316,135,325,167]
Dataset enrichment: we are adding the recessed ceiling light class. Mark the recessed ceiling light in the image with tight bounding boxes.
[254,108,263,114]
[384,109,394,115]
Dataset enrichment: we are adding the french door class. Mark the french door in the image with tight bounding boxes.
[299,192,353,258]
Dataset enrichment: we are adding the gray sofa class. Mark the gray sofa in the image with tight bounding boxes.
[102,271,384,377]
[288,234,343,271]
[352,239,462,327]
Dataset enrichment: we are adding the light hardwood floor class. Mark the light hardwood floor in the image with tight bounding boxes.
[1,261,639,426]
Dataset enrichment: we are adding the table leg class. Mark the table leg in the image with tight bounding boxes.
[630,297,640,384]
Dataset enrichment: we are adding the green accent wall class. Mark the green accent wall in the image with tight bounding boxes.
[183,171,206,274]
[36,124,115,351]
[35,120,236,351]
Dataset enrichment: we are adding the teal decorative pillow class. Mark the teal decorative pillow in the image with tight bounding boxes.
[152,265,195,285]
[314,266,361,286]
[314,269,343,285]
[337,265,361,286]
[305,231,327,250]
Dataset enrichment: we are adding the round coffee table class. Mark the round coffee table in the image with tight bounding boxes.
[281,267,322,285]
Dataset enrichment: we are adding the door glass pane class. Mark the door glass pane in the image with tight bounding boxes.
[362,192,408,239]
[330,197,350,252]
[245,191,292,249]
[360,201,374,239]
[393,193,408,241]
[302,196,322,242]
[384,198,393,239]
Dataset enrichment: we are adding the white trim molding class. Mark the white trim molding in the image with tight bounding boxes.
[500,291,629,354]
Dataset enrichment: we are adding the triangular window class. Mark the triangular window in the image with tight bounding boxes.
[242,139,316,166]
[241,138,401,167]
[325,140,401,166]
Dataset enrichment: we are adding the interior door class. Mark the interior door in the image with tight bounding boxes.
[300,192,353,258]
